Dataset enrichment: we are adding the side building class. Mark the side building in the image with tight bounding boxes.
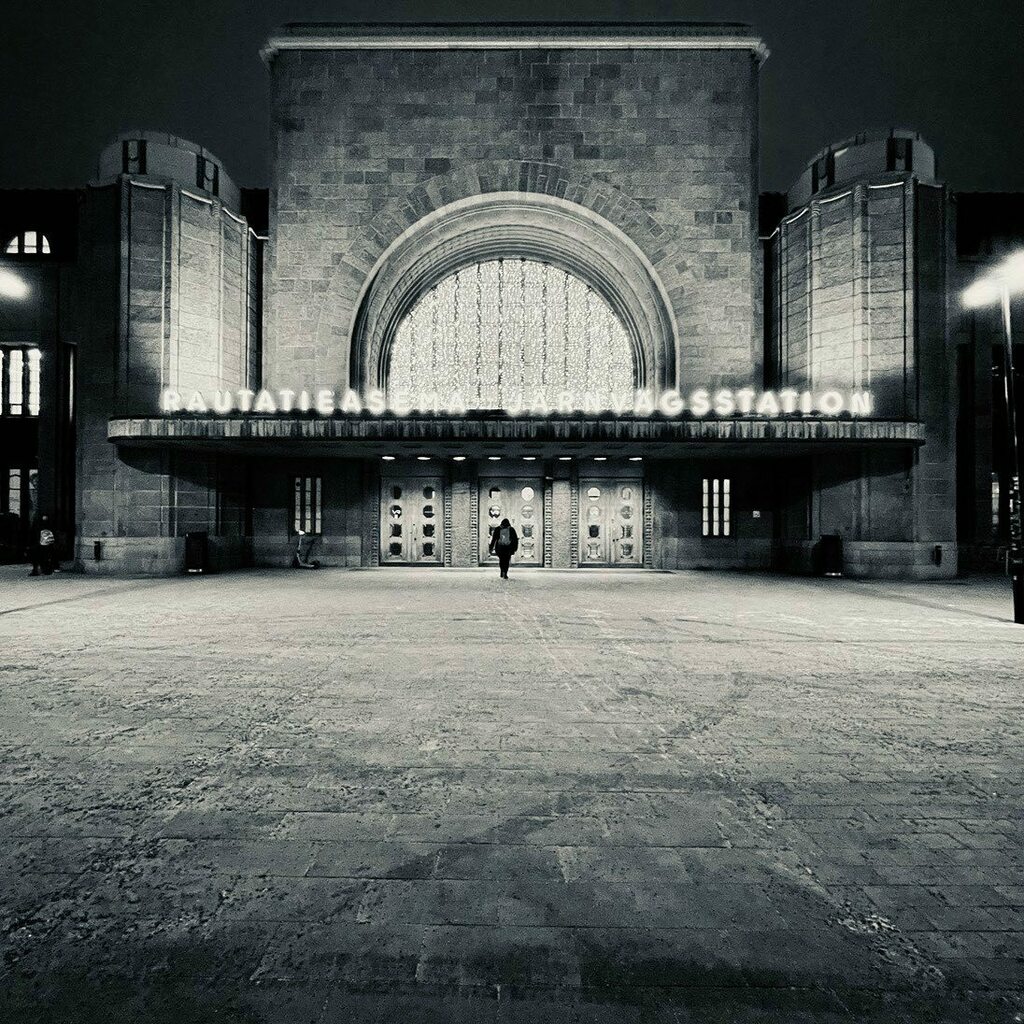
[762,129,954,576]
[76,132,266,572]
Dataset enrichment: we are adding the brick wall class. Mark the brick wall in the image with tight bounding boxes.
[265,45,761,391]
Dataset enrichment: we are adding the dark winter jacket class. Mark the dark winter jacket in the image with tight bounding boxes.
[489,524,519,554]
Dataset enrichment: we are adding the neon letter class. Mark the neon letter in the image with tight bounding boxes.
[160,388,182,413]
[850,391,873,416]
[819,390,844,415]
[658,389,684,416]
[315,388,335,415]
[690,389,710,416]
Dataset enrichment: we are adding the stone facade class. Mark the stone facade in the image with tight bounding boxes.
[74,135,265,573]
[264,29,763,393]
[7,23,1018,580]
[763,134,956,576]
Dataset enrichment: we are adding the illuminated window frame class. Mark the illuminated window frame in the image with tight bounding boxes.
[5,467,24,516]
[4,231,51,255]
[387,258,635,411]
[0,348,42,417]
[702,477,731,538]
[292,475,322,535]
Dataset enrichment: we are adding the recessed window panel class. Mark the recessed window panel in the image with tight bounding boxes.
[702,477,731,538]
[293,475,322,534]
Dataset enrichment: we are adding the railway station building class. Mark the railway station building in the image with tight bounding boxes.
[0,22,1021,577]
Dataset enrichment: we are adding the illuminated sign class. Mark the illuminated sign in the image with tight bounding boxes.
[159,386,874,418]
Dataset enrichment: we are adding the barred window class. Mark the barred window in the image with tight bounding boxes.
[293,476,322,534]
[5,467,23,516]
[702,477,731,538]
[1,348,42,416]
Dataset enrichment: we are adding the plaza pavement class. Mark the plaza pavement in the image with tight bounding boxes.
[0,565,1022,1022]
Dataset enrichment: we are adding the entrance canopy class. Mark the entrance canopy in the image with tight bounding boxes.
[109,414,924,458]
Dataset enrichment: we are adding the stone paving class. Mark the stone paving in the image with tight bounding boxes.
[0,565,1022,1022]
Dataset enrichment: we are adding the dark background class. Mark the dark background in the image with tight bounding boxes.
[2,0,1022,193]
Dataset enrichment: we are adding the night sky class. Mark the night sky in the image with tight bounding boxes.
[3,0,1022,193]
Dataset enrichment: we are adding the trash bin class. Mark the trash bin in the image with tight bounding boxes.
[820,534,843,577]
[184,531,208,574]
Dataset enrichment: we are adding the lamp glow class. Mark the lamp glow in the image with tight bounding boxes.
[962,251,1024,309]
[963,248,1024,623]
[0,269,29,299]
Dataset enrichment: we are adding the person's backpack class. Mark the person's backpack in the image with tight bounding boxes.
[499,525,511,547]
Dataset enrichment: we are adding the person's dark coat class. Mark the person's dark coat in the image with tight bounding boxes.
[489,520,519,555]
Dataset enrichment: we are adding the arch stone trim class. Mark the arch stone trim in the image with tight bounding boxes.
[350,192,678,393]
[308,161,680,392]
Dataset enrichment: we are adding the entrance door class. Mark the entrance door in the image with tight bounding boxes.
[380,477,443,564]
[579,480,642,566]
[479,478,544,566]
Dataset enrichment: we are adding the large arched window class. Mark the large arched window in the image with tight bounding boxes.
[387,259,635,410]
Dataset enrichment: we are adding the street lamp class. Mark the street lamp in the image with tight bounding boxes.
[963,250,1024,623]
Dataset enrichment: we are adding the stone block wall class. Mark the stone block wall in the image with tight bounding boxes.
[649,457,776,570]
[76,176,265,574]
[121,180,262,412]
[265,43,762,392]
[769,178,934,419]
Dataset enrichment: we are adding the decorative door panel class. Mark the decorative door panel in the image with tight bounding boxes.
[380,477,443,564]
[578,480,642,567]
[478,477,544,566]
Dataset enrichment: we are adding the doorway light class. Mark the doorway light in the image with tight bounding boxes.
[629,456,643,462]
[381,455,396,461]
[594,456,607,461]
[558,456,572,461]
[452,455,466,462]
[522,456,537,461]
[416,455,431,461]
[487,456,501,461]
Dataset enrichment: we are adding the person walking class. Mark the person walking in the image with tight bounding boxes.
[489,517,519,579]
